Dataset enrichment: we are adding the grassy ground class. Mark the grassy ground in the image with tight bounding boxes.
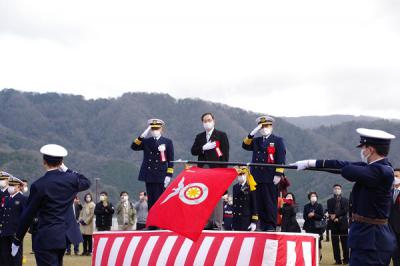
[21,234,392,266]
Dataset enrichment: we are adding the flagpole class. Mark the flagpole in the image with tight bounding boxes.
[171,159,342,174]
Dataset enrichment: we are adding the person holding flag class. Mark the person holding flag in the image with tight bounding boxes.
[131,118,174,211]
[242,115,286,231]
[232,167,258,231]
[292,128,396,266]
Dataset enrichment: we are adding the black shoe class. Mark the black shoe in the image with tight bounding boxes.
[334,261,342,265]
[143,226,159,230]
[87,252,92,256]
[65,251,71,255]
[74,251,79,255]
[81,252,87,256]
[342,260,349,265]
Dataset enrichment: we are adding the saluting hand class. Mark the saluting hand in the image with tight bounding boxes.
[140,126,152,138]
[250,124,262,136]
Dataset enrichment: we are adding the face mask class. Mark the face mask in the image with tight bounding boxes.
[286,196,293,201]
[0,180,6,188]
[7,186,16,195]
[86,196,91,202]
[121,195,129,202]
[310,196,317,203]
[203,121,215,131]
[100,195,106,202]
[334,189,342,196]
[23,187,28,193]
[360,148,371,163]
[260,127,272,136]
[237,175,246,184]
[151,130,161,138]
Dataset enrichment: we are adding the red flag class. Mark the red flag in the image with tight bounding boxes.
[146,166,237,241]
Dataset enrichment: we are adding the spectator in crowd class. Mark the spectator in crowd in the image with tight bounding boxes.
[222,193,233,230]
[79,192,95,256]
[66,196,82,255]
[390,169,400,266]
[280,192,301,233]
[191,112,230,230]
[116,191,136,231]
[135,191,148,230]
[94,191,114,231]
[232,167,258,231]
[303,192,325,261]
[327,184,349,265]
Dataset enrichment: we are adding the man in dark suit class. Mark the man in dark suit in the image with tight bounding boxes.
[390,169,400,266]
[191,112,230,229]
[131,118,174,211]
[12,144,91,266]
[0,176,27,266]
[327,184,349,265]
[242,115,286,231]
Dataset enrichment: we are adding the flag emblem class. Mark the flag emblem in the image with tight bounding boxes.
[179,183,208,205]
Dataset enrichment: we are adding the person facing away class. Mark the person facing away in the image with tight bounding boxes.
[12,144,91,266]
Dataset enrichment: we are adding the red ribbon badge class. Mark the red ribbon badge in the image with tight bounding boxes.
[267,143,275,163]
[215,141,223,157]
[1,196,4,208]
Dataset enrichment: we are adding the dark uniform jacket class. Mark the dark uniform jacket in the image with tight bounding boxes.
[0,192,27,236]
[232,183,258,226]
[0,189,9,207]
[131,136,174,183]
[15,169,91,251]
[327,195,349,232]
[316,158,396,252]
[242,134,286,183]
[191,129,229,168]
[390,190,400,234]
[94,202,115,228]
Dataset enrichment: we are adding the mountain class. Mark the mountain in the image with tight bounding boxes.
[282,115,380,129]
[0,89,398,207]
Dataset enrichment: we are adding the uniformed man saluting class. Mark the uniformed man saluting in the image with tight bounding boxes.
[12,144,91,266]
[131,119,174,210]
[292,128,396,266]
[242,115,286,231]
[0,176,27,266]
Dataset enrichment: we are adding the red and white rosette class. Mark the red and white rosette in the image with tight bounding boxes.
[158,144,167,162]
[267,143,275,164]
[215,141,223,157]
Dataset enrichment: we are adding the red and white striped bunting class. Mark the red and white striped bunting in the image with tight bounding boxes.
[92,230,319,266]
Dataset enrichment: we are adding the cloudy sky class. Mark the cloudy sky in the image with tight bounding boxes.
[0,0,399,119]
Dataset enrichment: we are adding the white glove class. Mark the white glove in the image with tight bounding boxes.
[250,124,262,136]
[164,176,171,188]
[290,160,316,171]
[58,163,68,172]
[11,243,19,256]
[202,141,216,151]
[273,175,281,185]
[248,223,257,231]
[140,126,152,138]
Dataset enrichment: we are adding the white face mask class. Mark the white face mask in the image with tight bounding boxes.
[237,175,246,184]
[100,195,106,201]
[360,148,371,163]
[86,196,92,202]
[286,196,293,201]
[203,121,215,131]
[310,196,317,203]
[23,186,28,193]
[334,189,342,196]
[0,180,7,188]
[260,127,272,136]
[7,186,16,195]
[151,130,162,138]
[121,195,129,202]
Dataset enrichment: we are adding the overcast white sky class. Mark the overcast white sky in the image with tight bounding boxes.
[0,0,399,119]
